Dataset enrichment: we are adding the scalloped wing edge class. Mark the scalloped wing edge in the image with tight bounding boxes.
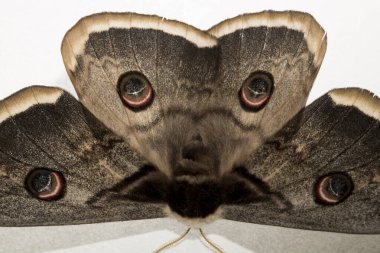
[62,11,327,74]
[208,10,327,67]
[61,12,218,72]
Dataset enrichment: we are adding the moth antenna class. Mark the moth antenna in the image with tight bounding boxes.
[153,228,191,253]
[199,228,224,253]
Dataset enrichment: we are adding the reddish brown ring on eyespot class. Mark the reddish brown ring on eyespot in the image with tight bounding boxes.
[118,72,154,109]
[314,173,353,205]
[240,87,269,108]
[25,169,65,201]
[240,71,273,110]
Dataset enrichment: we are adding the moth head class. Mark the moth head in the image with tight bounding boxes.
[164,167,269,221]
[166,176,222,219]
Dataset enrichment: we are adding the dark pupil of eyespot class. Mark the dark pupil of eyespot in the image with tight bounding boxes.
[31,172,52,193]
[123,78,145,97]
[328,175,349,197]
[247,78,268,98]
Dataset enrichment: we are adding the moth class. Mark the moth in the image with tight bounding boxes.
[0,10,379,243]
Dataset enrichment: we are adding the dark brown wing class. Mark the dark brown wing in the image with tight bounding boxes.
[224,88,380,234]
[0,86,164,226]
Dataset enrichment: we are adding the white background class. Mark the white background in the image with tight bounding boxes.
[0,1,380,253]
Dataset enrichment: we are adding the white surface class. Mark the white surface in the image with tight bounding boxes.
[1,218,379,253]
[0,0,380,253]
